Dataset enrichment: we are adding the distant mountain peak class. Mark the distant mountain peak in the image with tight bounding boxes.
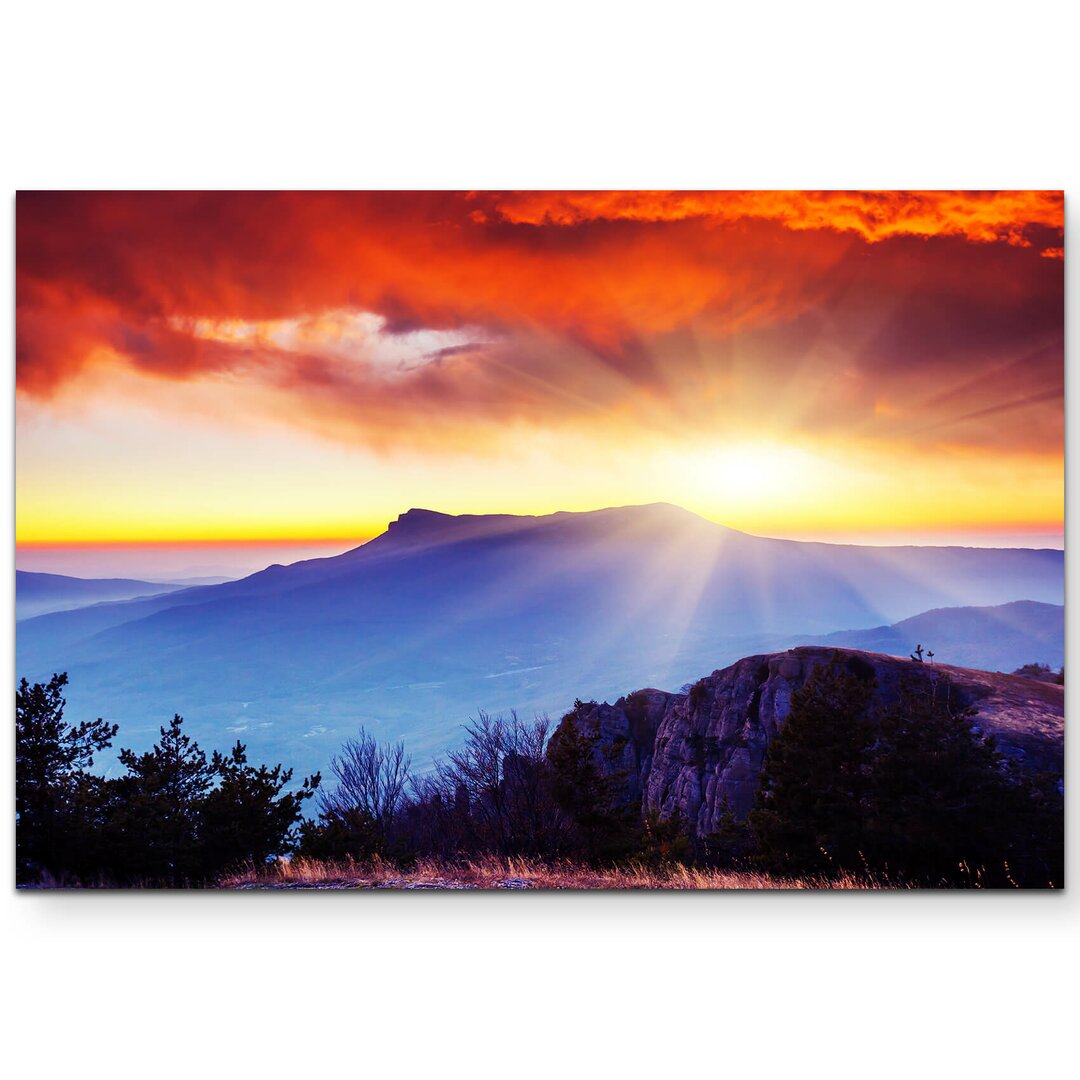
[396,507,452,522]
[387,507,454,532]
[385,506,515,534]
[374,507,524,553]
[387,501,721,532]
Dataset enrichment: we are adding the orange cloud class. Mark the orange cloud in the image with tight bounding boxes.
[15,192,855,393]
[481,190,1064,247]
[15,191,1064,461]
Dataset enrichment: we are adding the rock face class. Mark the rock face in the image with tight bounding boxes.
[556,688,679,806]
[558,647,1064,840]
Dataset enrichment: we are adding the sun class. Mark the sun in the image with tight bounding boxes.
[683,441,819,507]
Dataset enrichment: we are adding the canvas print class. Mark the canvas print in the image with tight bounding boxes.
[14,191,1064,890]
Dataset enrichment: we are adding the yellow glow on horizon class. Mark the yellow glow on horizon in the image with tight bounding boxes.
[15,374,1063,549]
[15,434,1062,546]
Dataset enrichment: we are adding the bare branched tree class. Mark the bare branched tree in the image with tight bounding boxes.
[417,710,563,855]
[319,727,411,834]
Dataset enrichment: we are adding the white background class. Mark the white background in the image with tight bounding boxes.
[2,3,1076,1077]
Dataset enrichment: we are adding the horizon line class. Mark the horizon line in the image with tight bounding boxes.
[15,531,1065,557]
[14,502,1066,549]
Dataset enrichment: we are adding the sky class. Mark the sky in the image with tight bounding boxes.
[15,191,1064,577]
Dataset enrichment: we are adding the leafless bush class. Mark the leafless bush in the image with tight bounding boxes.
[405,711,566,857]
[318,727,411,834]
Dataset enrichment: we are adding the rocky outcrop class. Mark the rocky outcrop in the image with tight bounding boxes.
[553,688,678,807]
[557,647,1064,840]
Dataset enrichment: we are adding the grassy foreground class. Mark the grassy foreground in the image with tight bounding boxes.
[221,855,888,890]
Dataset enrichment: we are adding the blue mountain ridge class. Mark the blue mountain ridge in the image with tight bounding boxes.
[16,503,1064,779]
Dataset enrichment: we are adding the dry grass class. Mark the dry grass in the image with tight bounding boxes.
[220,854,888,890]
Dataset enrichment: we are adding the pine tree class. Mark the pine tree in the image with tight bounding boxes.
[747,660,1064,887]
[546,710,641,861]
[863,680,1063,886]
[16,673,117,882]
[749,655,875,875]
[200,741,319,875]
[109,714,215,884]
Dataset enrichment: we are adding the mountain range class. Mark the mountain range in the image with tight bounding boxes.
[15,503,1064,777]
[797,599,1063,673]
[15,571,188,621]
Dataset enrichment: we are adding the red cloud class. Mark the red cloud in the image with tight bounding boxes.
[480,190,1064,246]
[15,191,1064,456]
[16,192,856,392]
